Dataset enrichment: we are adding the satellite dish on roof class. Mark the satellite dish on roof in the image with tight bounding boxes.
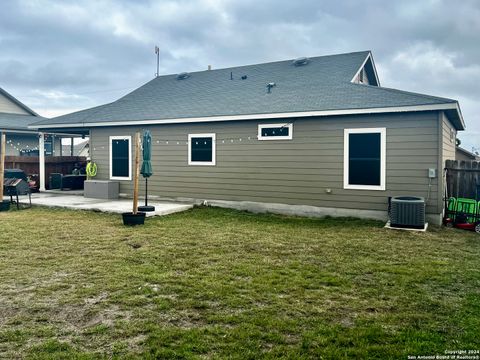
[292,57,309,66]
[176,72,190,80]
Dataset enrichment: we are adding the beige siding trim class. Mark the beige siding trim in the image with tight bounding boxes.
[0,93,29,115]
[439,111,457,210]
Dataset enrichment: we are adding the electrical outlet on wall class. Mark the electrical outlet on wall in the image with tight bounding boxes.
[428,168,437,178]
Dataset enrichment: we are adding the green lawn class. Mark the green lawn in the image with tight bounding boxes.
[0,206,478,359]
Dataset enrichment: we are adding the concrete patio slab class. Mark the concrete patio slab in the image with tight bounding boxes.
[20,192,193,217]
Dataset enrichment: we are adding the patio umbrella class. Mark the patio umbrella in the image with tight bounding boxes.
[138,130,155,212]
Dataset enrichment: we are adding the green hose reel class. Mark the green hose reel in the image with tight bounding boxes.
[86,161,97,179]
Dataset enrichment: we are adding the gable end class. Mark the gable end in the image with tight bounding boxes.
[351,53,380,86]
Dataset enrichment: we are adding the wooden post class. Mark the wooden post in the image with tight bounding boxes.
[0,131,5,201]
[132,132,141,214]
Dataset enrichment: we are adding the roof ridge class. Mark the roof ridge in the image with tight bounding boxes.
[149,50,372,78]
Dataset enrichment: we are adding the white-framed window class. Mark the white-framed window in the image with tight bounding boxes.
[344,128,386,191]
[258,123,293,140]
[109,135,132,180]
[188,133,216,166]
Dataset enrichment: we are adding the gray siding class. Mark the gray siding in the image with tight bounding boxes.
[0,93,29,115]
[90,111,441,215]
[438,111,458,212]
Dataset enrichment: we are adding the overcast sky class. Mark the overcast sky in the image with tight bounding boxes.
[0,0,478,150]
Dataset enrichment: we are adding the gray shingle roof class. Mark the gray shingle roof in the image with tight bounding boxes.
[0,113,43,131]
[32,50,462,129]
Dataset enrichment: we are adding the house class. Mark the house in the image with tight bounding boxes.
[1,87,86,190]
[61,139,90,157]
[0,87,56,156]
[31,51,464,224]
[456,146,479,161]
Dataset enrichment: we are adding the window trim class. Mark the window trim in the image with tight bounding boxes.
[258,123,293,140]
[343,128,386,191]
[188,133,216,166]
[109,135,132,180]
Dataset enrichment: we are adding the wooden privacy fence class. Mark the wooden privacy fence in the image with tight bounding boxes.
[4,156,86,189]
[445,160,480,200]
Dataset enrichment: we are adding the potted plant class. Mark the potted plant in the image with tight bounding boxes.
[122,132,145,225]
[0,132,10,212]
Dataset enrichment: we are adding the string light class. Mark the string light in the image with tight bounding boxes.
[3,124,293,156]
[118,131,289,146]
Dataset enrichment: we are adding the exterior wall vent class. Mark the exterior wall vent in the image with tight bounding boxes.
[176,72,190,80]
[390,196,426,229]
[292,57,309,66]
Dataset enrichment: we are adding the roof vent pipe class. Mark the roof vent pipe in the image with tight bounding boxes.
[266,82,276,93]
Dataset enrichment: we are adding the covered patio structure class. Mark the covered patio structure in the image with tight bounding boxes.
[1,127,89,191]
[34,127,90,191]
[0,86,90,192]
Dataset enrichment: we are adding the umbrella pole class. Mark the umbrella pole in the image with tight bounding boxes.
[145,178,148,206]
[138,130,155,212]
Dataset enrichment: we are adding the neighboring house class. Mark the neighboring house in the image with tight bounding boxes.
[0,87,60,156]
[31,51,465,224]
[456,146,479,161]
[61,139,89,157]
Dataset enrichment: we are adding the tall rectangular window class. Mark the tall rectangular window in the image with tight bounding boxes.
[344,128,386,190]
[188,133,216,166]
[109,136,132,180]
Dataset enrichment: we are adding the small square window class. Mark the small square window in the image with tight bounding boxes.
[258,123,293,140]
[188,133,216,166]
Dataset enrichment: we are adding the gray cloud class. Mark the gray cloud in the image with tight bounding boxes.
[0,0,478,150]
